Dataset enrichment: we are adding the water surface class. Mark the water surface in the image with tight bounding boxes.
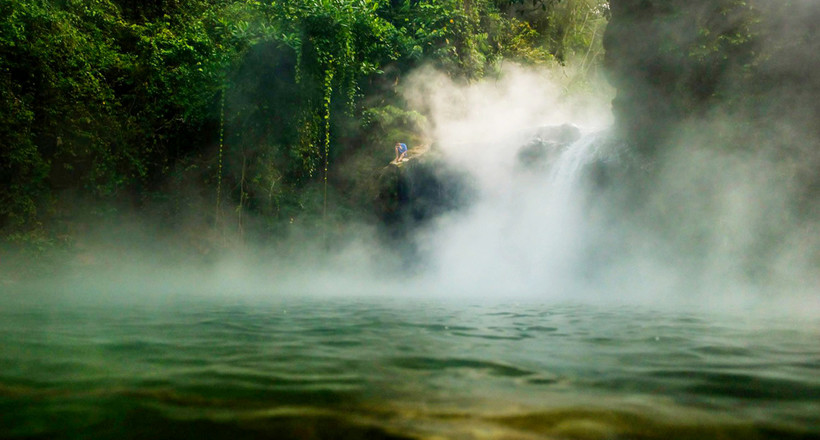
[1,295,818,439]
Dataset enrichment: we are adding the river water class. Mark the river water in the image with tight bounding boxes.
[1,295,818,439]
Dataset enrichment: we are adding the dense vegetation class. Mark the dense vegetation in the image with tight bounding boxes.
[0,0,608,267]
[4,0,817,276]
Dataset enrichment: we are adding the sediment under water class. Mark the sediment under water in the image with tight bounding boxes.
[1,296,818,439]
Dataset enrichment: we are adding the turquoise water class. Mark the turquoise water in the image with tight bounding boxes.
[1,296,818,439]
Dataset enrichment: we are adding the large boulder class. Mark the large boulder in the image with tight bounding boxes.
[516,124,583,170]
[373,145,468,241]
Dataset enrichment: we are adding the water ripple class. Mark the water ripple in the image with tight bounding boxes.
[390,356,534,377]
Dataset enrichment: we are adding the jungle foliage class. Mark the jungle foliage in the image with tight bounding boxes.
[1,0,609,255]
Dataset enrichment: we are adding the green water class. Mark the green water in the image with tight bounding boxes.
[1,296,818,439]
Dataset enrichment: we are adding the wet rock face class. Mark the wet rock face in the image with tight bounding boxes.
[603,0,761,155]
[603,0,693,155]
[516,124,582,170]
[374,154,469,240]
[604,0,820,207]
[604,0,820,151]
[534,124,583,146]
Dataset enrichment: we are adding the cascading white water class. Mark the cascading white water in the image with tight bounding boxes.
[549,131,606,191]
[418,130,608,297]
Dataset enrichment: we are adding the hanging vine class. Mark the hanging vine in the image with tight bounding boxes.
[225,0,399,235]
[322,60,334,228]
[215,85,225,228]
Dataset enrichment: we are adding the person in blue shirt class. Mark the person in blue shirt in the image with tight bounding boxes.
[394,142,408,163]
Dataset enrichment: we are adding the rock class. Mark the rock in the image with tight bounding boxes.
[373,144,468,241]
[516,124,583,169]
[534,124,582,145]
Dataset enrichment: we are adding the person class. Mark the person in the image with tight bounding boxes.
[394,142,408,163]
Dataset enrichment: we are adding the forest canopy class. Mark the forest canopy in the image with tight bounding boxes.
[0,0,608,259]
[4,0,817,278]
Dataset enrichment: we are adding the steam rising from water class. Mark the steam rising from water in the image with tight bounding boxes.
[397,64,816,309]
[9,64,818,313]
[402,66,613,298]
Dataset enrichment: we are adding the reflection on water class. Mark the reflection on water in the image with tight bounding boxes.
[1,296,818,439]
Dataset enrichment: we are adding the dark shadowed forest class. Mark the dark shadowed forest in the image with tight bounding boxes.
[2,0,819,282]
[1,4,819,439]
[1,0,609,275]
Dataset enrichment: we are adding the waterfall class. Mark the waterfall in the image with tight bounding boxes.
[420,128,609,296]
[549,131,605,191]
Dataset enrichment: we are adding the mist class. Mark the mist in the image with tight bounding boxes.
[399,65,613,299]
[8,57,811,317]
[6,2,820,314]
[395,62,818,311]
[5,4,820,440]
